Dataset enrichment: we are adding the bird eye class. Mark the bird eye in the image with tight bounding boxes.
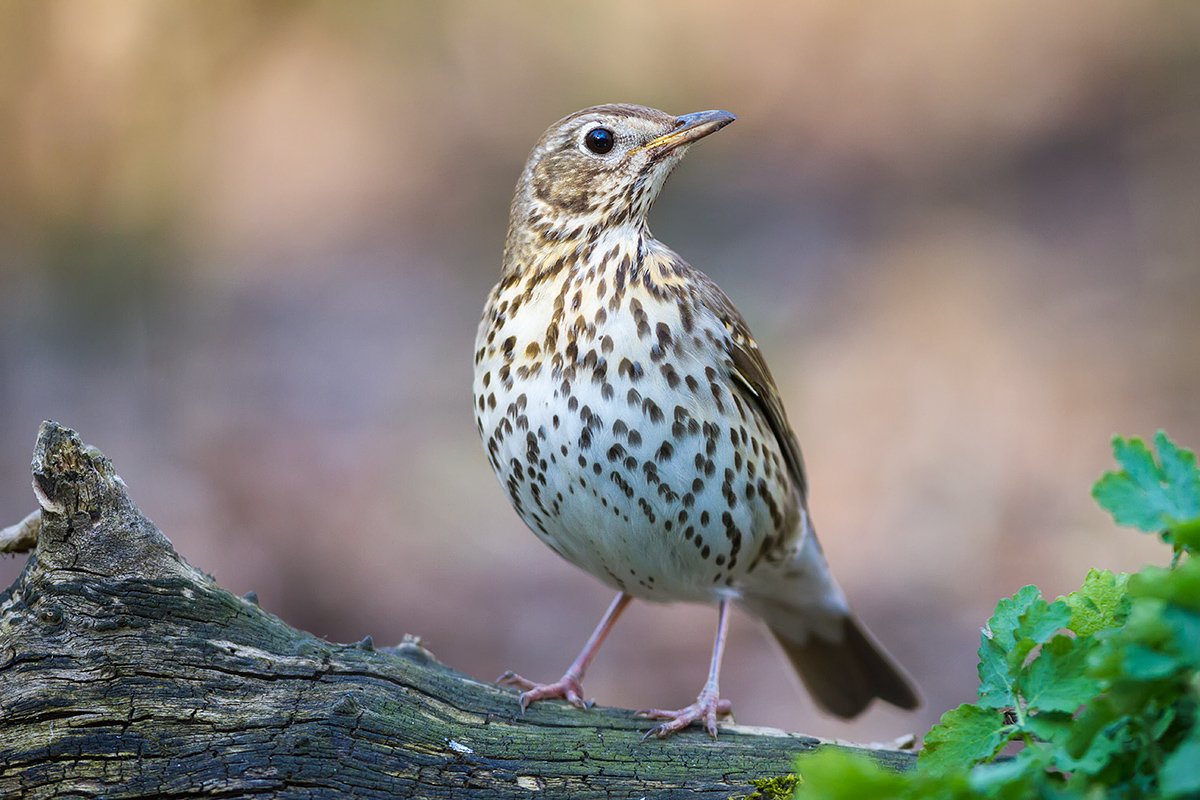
[584,127,615,155]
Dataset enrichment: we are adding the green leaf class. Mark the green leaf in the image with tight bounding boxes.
[1161,606,1200,668]
[1170,518,1200,551]
[1117,570,1200,672]
[919,704,1011,773]
[1016,598,1073,649]
[1064,695,1124,763]
[1158,431,1200,522]
[1022,710,1073,749]
[1063,568,1130,636]
[794,749,909,799]
[1161,725,1200,798]
[977,587,1038,707]
[1093,436,1162,530]
[1092,432,1200,546]
[1020,635,1100,713]
[983,586,1042,644]
[977,587,1071,708]
[1121,643,1183,680]
[966,747,1048,799]
[977,643,1016,710]
[1057,715,1129,776]
[1130,559,1200,613]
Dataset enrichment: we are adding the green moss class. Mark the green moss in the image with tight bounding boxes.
[729,773,800,800]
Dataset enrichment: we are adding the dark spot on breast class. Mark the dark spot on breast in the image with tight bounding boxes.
[678,298,694,333]
[619,358,644,381]
[641,398,664,424]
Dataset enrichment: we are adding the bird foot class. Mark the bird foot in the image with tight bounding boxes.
[496,670,592,711]
[637,690,732,739]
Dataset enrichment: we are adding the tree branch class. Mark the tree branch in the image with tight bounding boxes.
[0,422,914,799]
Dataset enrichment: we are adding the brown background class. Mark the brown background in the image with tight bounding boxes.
[2,1,1198,743]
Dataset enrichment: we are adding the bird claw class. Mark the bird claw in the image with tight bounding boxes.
[637,694,733,740]
[496,671,591,711]
[496,670,538,691]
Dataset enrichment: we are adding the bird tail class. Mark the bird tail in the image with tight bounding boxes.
[738,528,920,718]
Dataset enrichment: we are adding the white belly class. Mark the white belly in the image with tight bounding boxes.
[474,272,795,603]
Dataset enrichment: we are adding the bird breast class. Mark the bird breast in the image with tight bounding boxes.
[474,240,797,603]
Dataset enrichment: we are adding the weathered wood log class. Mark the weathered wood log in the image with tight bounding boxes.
[0,422,915,799]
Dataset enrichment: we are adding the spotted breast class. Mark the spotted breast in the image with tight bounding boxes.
[475,235,797,603]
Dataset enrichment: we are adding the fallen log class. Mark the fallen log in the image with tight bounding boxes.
[0,422,914,798]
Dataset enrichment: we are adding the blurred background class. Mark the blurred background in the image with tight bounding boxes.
[2,1,1198,743]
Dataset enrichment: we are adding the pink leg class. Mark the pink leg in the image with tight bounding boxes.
[498,592,632,711]
[638,597,734,739]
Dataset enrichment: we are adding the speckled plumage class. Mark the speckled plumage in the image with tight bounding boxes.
[474,104,918,737]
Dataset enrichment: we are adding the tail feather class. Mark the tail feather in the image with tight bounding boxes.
[739,527,920,718]
[770,613,920,718]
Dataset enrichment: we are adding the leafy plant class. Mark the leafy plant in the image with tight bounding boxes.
[794,432,1200,799]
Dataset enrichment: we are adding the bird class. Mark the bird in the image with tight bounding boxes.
[472,103,919,739]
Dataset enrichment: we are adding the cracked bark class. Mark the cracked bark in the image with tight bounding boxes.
[0,422,915,799]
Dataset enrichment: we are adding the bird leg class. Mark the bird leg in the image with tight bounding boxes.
[639,597,734,739]
[498,592,632,711]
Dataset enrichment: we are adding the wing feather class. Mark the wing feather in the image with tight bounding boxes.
[693,276,809,504]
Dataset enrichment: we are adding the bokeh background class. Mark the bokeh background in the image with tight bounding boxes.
[2,1,1198,743]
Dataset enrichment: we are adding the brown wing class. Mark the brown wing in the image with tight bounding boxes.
[693,275,809,504]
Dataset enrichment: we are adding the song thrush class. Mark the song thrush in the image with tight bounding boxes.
[473,103,919,738]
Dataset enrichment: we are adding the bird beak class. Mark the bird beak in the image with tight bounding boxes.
[641,110,737,157]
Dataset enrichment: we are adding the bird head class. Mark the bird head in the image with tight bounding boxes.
[506,104,736,252]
